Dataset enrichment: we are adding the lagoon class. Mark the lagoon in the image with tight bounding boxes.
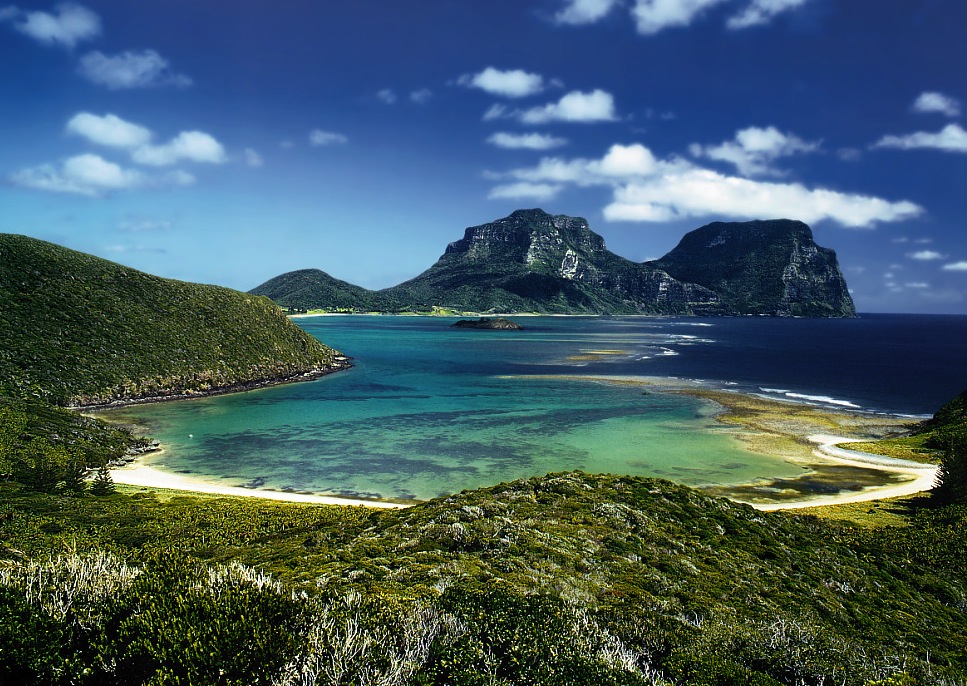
[106,314,967,502]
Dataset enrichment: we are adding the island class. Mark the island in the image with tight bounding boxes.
[451,317,524,330]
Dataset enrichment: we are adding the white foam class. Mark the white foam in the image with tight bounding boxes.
[784,392,861,408]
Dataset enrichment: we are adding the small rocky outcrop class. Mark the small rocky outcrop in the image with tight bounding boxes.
[451,317,524,330]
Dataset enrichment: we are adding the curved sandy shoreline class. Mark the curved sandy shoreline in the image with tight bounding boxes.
[110,464,407,509]
[107,374,938,512]
[749,434,938,511]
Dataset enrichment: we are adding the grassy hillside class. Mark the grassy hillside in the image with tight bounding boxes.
[0,234,343,407]
[1,472,964,684]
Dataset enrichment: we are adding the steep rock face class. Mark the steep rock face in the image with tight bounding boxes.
[252,211,854,317]
[386,209,726,315]
[649,219,856,317]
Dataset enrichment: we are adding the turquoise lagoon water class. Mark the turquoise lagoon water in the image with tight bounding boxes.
[105,315,808,501]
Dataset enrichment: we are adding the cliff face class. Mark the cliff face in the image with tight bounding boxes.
[251,210,855,317]
[385,209,726,315]
[649,219,856,317]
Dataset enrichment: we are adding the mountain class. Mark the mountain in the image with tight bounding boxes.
[649,219,856,317]
[248,268,388,312]
[0,234,346,408]
[251,209,855,317]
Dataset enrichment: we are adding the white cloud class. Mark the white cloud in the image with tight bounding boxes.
[244,148,263,168]
[873,124,967,153]
[690,126,819,176]
[907,250,945,261]
[913,92,961,117]
[905,282,930,289]
[488,182,563,201]
[376,89,397,104]
[5,2,100,48]
[483,104,508,121]
[132,131,227,166]
[727,0,806,29]
[410,88,433,104]
[78,50,192,89]
[493,142,922,228]
[554,0,621,25]
[458,67,545,98]
[66,112,152,149]
[309,130,348,147]
[942,261,967,272]
[11,153,145,196]
[632,0,729,35]
[519,89,617,124]
[487,132,567,150]
[604,169,922,226]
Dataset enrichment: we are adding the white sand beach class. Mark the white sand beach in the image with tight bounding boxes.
[110,464,408,509]
[751,434,938,511]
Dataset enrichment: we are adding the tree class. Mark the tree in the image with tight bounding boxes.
[89,464,116,496]
[933,429,967,503]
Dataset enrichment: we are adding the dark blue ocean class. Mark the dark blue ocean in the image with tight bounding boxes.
[106,313,967,501]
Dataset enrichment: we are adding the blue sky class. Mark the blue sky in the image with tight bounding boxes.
[1,0,965,313]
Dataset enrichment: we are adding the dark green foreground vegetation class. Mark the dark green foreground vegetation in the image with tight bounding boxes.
[1,465,966,684]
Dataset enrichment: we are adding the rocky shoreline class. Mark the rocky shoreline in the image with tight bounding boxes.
[71,357,352,411]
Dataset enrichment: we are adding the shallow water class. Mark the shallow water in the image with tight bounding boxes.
[105,314,966,501]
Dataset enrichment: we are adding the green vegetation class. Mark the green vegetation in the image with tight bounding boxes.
[0,233,342,407]
[0,472,964,684]
[1,231,963,683]
[918,390,967,503]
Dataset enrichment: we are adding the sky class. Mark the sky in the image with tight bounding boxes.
[1,0,965,314]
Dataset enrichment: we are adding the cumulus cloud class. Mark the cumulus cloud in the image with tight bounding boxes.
[131,131,227,166]
[550,0,814,34]
[487,132,567,150]
[244,148,263,168]
[3,2,100,48]
[78,50,191,89]
[309,130,348,146]
[632,0,729,35]
[942,261,967,272]
[727,0,806,29]
[913,92,961,117]
[11,153,145,196]
[518,89,617,124]
[488,182,563,201]
[873,124,967,153]
[907,250,945,261]
[690,126,819,176]
[491,142,922,228]
[604,170,921,226]
[410,88,433,104]
[376,89,397,104]
[66,112,152,148]
[63,111,225,169]
[458,67,545,98]
[554,0,622,25]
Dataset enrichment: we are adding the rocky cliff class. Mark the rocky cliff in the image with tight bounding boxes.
[250,209,855,317]
[649,219,855,317]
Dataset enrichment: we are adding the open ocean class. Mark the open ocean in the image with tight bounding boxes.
[105,314,967,501]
